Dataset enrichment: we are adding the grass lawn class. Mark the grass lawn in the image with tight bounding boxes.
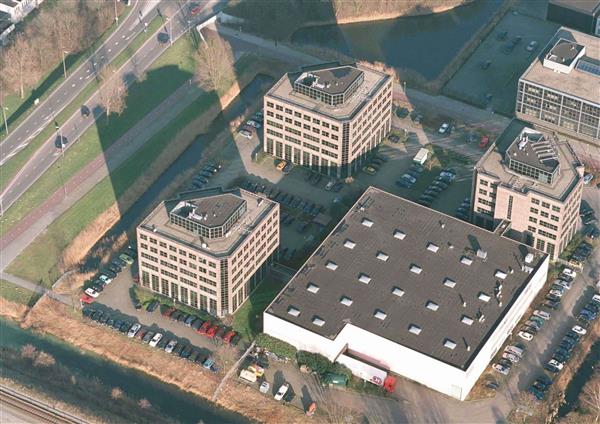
[0,5,133,141]
[232,278,285,341]
[0,33,196,233]
[0,280,42,307]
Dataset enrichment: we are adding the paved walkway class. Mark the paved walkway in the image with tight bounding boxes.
[0,272,71,305]
[0,82,204,272]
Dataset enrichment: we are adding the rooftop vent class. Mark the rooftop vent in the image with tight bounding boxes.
[525,253,534,264]
[287,306,300,317]
[326,261,338,271]
[478,292,491,303]
[461,256,473,266]
[443,278,456,288]
[408,324,422,335]
[426,301,439,311]
[393,229,406,240]
[461,315,474,326]
[374,310,387,320]
[340,296,353,307]
[444,339,457,350]
[522,265,533,274]
[392,287,405,297]
[307,283,320,294]
[410,264,422,275]
[427,243,439,253]
[343,239,356,249]
[376,251,389,261]
[361,218,374,228]
[312,316,325,327]
[358,273,372,284]
[477,249,488,259]
[495,270,508,280]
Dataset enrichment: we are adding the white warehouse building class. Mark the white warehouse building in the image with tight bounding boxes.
[264,187,549,400]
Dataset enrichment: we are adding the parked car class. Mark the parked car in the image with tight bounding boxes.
[274,383,290,401]
[84,288,100,298]
[239,129,252,139]
[533,310,551,320]
[362,165,377,175]
[149,333,163,347]
[492,363,510,375]
[438,122,450,134]
[146,300,159,313]
[127,323,141,338]
[246,120,261,129]
[401,174,417,184]
[572,325,587,335]
[526,40,538,52]
[518,331,534,341]
[164,340,178,354]
[562,268,577,279]
[502,352,520,363]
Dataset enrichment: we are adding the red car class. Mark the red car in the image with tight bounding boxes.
[191,5,202,15]
[223,330,236,344]
[137,330,146,340]
[198,321,211,334]
[479,136,490,149]
[161,307,175,317]
[205,324,219,338]
[80,294,94,304]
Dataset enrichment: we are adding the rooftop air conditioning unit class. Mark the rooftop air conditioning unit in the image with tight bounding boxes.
[477,249,488,259]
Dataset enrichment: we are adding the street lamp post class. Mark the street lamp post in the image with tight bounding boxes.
[54,121,67,198]
[114,0,119,23]
[61,50,69,79]
[1,106,8,136]
[403,81,407,93]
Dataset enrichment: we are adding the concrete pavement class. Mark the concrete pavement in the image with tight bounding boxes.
[1,272,71,305]
[0,0,224,214]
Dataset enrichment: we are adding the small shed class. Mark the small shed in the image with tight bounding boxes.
[413,148,429,165]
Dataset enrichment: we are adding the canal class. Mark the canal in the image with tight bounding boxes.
[0,318,250,424]
[291,0,502,80]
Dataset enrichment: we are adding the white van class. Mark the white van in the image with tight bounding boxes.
[505,345,525,357]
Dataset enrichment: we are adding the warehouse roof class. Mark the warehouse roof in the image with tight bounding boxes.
[267,187,547,370]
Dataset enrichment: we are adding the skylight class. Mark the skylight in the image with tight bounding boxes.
[326,261,338,271]
[461,315,474,325]
[443,278,456,288]
[358,273,371,284]
[427,242,439,253]
[461,256,473,266]
[288,306,300,317]
[393,229,406,240]
[344,239,356,249]
[361,218,373,228]
[340,296,353,306]
[426,301,439,311]
[495,270,507,280]
[444,339,457,350]
[478,292,491,302]
[312,316,325,326]
[376,251,389,261]
[408,324,422,335]
[392,287,405,297]
[306,283,319,294]
[374,310,387,320]
[410,264,422,274]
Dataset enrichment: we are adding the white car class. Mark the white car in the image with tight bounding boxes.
[246,120,262,129]
[572,325,587,335]
[533,310,551,320]
[554,279,572,290]
[259,381,270,394]
[401,174,417,184]
[99,274,112,284]
[84,288,99,298]
[492,363,510,375]
[149,332,163,347]
[274,383,289,401]
[325,180,335,191]
[583,173,594,184]
[505,345,524,357]
[562,268,577,279]
[164,339,178,353]
[502,352,520,363]
[438,123,450,134]
[548,359,563,370]
[526,40,538,52]
[127,323,141,338]
[439,171,456,181]
[549,289,564,298]
[518,331,534,341]
[239,129,252,139]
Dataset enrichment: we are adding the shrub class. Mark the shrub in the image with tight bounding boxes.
[254,333,296,359]
[297,350,332,375]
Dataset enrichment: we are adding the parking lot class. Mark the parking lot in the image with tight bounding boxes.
[444,11,559,115]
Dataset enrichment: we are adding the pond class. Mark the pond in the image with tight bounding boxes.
[291,0,502,80]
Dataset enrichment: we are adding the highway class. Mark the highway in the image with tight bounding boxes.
[0,0,224,214]
[0,0,157,167]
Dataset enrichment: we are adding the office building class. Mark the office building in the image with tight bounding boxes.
[472,121,584,260]
[137,187,279,317]
[547,0,600,36]
[516,27,600,145]
[0,0,43,23]
[263,62,393,177]
[264,187,549,400]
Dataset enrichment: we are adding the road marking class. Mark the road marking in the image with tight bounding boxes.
[108,49,111,53]
[72,84,76,87]
[87,69,91,73]
[122,35,126,38]
[115,41,119,45]
[86,75,91,79]
[79,76,83,80]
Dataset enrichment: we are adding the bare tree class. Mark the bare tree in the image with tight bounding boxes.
[507,392,546,424]
[111,387,124,400]
[581,370,600,422]
[1,35,39,99]
[195,35,235,94]
[138,398,151,409]
[98,66,127,119]
[34,351,56,367]
[20,344,37,359]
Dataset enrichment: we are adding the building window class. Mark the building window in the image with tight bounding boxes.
[531,198,540,205]
[480,179,488,187]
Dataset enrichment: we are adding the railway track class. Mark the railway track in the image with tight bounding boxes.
[0,385,87,424]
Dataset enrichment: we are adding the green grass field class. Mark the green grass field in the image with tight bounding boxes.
[232,279,285,341]
[0,280,42,307]
[0,32,195,234]
[0,15,165,194]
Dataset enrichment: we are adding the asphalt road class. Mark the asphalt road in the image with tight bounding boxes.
[0,0,224,214]
[0,0,155,167]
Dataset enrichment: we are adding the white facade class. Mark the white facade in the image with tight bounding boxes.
[0,0,43,23]
[264,255,549,400]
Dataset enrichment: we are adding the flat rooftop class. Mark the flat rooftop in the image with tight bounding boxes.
[295,67,363,95]
[140,187,276,257]
[506,128,559,174]
[267,63,390,121]
[477,120,583,202]
[521,27,600,104]
[171,194,245,229]
[549,0,600,14]
[267,187,547,370]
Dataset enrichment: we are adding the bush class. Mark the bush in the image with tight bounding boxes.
[255,333,296,359]
[296,350,352,380]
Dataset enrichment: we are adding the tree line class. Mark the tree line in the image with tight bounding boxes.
[1,0,120,100]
